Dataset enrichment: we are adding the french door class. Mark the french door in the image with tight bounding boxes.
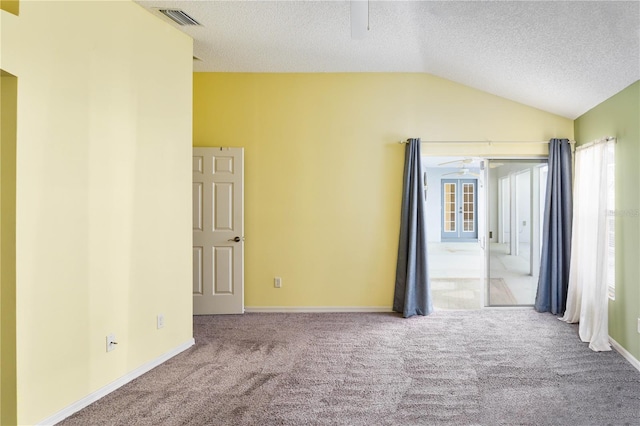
[441,179,478,242]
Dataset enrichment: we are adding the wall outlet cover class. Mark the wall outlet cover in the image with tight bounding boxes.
[106,334,117,352]
[157,314,165,329]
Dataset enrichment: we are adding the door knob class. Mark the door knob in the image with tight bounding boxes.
[228,236,243,242]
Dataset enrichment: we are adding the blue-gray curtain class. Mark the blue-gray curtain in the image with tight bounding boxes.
[393,138,433,318]
[535,138,573,314]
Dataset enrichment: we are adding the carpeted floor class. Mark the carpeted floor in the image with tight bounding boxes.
[60,310,640,425]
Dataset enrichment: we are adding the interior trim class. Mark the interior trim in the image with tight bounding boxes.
[36,338,195,425]
[610,336,640,373]
[244,306,393,313]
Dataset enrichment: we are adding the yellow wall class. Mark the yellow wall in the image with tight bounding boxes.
[193,73,573,308]
[1,72,18,426]
[2,1,193,424]
[0,0,18,16]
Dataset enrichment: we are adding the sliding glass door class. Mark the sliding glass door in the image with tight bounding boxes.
[486,159,548,306]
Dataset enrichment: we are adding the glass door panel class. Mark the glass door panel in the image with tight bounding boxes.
[486,159,547,306]
[443,182,456,234]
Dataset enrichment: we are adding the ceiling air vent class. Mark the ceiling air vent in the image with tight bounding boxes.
[158,9,201,26]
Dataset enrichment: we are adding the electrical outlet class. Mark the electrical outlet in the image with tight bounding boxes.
[106,334,117,352]
[157,314,165,329]
[274,277,282,288]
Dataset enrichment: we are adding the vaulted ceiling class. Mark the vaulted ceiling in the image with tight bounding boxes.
[136,1,640,119]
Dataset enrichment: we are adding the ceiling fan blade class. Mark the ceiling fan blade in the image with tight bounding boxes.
[350,0,368,40]
[490,162,504,168]
[438,158,473,166]
[469,173,481,177]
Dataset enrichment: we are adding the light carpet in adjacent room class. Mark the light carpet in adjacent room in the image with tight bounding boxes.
[431,278,518,309]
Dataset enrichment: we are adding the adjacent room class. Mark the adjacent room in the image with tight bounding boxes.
[1,1,639,425]
[424,156,548,309]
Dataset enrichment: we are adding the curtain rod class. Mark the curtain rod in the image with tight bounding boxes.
[575,136,616,152]
[398,139,576,144]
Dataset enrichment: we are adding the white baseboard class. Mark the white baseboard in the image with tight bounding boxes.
[609,336,640,373]
[244,306,393,313]
[38,338,195,426]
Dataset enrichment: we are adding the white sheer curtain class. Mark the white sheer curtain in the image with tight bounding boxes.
[561,138,615,352]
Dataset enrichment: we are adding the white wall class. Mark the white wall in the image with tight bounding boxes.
[516,170,531,243]
[489,170,499,242]
[490,163,545,248]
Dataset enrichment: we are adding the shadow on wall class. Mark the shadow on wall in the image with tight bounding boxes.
[1,70,18,426]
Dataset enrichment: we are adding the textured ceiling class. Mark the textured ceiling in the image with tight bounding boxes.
[136,0,640,119]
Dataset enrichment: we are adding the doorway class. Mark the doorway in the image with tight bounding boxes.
[424,157,484,310]
[424,156,548,310]
[192,147,245,315]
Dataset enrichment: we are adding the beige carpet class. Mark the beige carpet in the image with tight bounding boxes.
[59,310,640,425]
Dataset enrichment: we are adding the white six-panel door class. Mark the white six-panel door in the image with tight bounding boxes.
[193,147,244,315]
